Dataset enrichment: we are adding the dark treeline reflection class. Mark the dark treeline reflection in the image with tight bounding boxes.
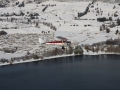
[43,55,84,66]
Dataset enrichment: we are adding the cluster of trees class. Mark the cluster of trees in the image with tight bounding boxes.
[0,47,17,53]
[114,13,118,17]
[0,11,40,17]
[115,29,119,35]
[0,46,74,64]
[74,45,83,55]
[42,22,57,31]
[42,4,56,7]
[84,44,120,54]
[97,12,119,22]
[0,58,9,64]
[29,13,39,19]
[43,47,73,57]
[84,24,92,27]
[15,1,19,5]
[0,31,7,35]
[0,53,44,64]
[113,5,116,9]
[97,17,115,22]
[84,45,101,53]
[4,49,16,53]
[0,17,16,23]
[0,12,25,17]
[117,18,120,26]
[77,1,92,18]
[106,45,120,53]
[100,24,110,33]
[106,39,120,45]
[95,7,103,16]
[109,22,116,28]
[0,4,6,8]
[18,1,25,7]
[29,13,39,17]
[97,17,107,22]
[42,5,48,12]
[78,7,89,17]
[92,38,120,46]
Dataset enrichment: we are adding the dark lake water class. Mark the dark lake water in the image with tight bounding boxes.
[0,55,120,90]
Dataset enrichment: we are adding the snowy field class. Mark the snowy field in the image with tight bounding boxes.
[0,0,120,66]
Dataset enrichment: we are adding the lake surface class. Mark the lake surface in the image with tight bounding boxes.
[0,55,120,90]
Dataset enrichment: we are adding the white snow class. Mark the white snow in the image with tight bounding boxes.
[0,0,120,66]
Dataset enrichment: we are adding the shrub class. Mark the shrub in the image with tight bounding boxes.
[68,47,73,54]
[100,26,103,31]
[115,29,119,35]
[109,17,112,21]
[102,24,106,30]
[74,45,83,55]
[97,17,107,22]
[0,31,7,35]
[18,1,25,7]
[85,45,89,52]
[4,50,15,53]
[74,50,78,54]
[110,22,116,28]
[113,5,116,9]
[117,18,120,26]
[33,54,39,59]
[92,47,95,53]
[95,45,100,53]
[106,28,110,33]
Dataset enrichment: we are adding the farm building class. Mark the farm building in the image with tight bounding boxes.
[46,36,71,46]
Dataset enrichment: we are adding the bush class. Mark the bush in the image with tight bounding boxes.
[18,1,25,7]
[68,47,73,54]
[4,49,15,53]
[97,17,107,22]
[92,47,95,53]
[0,58,8,63]
[0,31,7,35]
[33,54,39,59]
[114,13,118,17]
[85,45,90,52]
[109,17,112,21]
[115,29,119,35]
[100,26,103,31]
[74,50,79,54]
[74,45,83,54]
[102,24,106,30]
[110,22,116,28]
[95,45,100,53]
[117,18,120,26]
[30,16,35,19]
[106,28,110,33]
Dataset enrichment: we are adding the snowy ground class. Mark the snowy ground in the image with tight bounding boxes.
[0,0,120,66]
[1,1,120,44]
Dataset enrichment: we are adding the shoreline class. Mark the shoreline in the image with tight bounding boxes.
[0,53,120,67]
[0,54,77,67]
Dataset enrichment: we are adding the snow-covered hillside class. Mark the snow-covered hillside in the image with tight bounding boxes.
[0,0,120,44]
[0,0,120,66]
